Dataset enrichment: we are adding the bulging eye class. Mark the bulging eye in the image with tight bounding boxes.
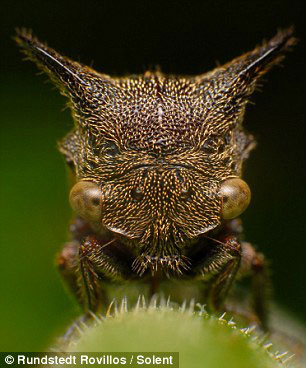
[220,178,251,219]
[69,181,102,222]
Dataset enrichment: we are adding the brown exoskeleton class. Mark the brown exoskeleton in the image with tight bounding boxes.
[16,29,295,328]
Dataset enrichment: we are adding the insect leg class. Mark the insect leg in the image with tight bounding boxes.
[78,235,133,312]
[57,217,128,312]
[56,240,83,305]
[56,217,97,308]
[198,237,242,313]
[239,242,270,329]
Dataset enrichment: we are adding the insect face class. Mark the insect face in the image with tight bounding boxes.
[16,29,295,322]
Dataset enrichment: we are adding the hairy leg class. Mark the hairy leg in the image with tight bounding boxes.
[56,217,95,308]
[57,240,82,305]
[194,236,242,313]
[78,235,125,312]
[56,217,130,312]
[239,242,270,329]
[212,220,270,328]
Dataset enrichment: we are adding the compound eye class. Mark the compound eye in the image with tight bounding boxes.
[220,178,251,219]
[69,181,102,222]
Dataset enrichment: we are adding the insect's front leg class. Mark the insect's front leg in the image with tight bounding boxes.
[78,234,130,312]
[57,240,82,306]
[239,242,270,329]
[198,236,242,314]
[195,236,270,329]
[56,217,95,308]
[57,218,130,313]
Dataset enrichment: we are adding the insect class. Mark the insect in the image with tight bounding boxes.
[16,28,295,328]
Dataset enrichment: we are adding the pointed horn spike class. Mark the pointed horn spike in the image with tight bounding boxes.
[192,28,296,132]
[15,29,88,88]
[234,28,296,87]
[197,28,296,99]
[15,29,120,127]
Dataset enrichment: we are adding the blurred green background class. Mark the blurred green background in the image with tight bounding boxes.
[1,0,305,352]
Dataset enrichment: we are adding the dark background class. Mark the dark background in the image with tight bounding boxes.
[1,0,305,351]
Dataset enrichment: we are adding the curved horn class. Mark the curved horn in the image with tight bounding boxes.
[194,28,296,130]
[15,29,91,91]
[197,28,296,98]
[15,29,117,118]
